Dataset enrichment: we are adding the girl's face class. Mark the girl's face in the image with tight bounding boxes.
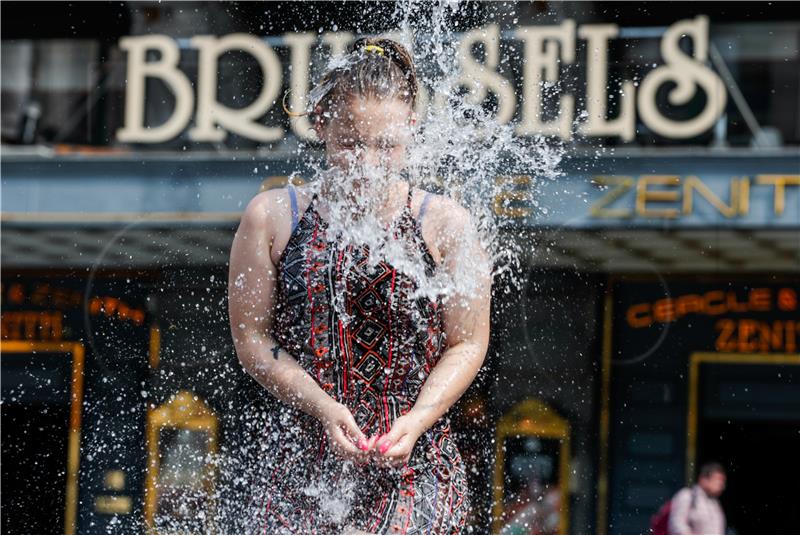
[314,96,415,178]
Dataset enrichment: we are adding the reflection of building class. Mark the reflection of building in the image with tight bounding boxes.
[2,2,799,534]
[495,400,569,535]
[145,391,218,533]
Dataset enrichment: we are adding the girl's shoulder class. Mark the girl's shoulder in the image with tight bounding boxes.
[240,185,308,237]
[413,189,470,227]
[245,187,287,219]
[251,183,315,215]
[285,182,316,208]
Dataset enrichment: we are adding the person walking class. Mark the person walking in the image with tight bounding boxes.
[668,462,727,535]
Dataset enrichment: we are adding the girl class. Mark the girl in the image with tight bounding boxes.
[228,37,491,534]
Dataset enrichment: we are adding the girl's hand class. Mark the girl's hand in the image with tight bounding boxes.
[372,414,425,468]
[318,401,369,462]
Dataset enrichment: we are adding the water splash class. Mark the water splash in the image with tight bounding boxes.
[288,0,563,313]
[212,1,565,533]
[0,2,568,534]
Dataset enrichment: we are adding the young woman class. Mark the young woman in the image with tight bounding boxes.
[228,37,491,534]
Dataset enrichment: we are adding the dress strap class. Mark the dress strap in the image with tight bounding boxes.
[287,183,299,232]
[418,192,433,225]
[405,183,414,210]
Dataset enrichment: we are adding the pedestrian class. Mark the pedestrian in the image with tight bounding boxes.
[667,462,727,535]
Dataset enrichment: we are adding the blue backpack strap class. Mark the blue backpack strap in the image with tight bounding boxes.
[418,192,433,225]
[287,183,299,232]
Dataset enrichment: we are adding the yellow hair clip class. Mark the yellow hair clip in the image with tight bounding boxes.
[363,44,385,56]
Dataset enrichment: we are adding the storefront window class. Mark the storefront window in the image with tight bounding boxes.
[145,391,218,534]
[494,399,571,535]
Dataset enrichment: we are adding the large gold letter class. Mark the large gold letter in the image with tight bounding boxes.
[635,175,681,218]
[590,176,634,218]
[456,24,516,125]
[189,34,283,142]
[117,35,194,143]
[577,24,635,141]
[756,175,800,215]
[637,16,727,138]
[514,20,576,140]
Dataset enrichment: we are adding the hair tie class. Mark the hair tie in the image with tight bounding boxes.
[363,44,385,56]
[282,88,309,118]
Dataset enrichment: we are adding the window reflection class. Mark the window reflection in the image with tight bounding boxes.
[155,428,213,531]
[493,399,570,535]
[145,391,218,534]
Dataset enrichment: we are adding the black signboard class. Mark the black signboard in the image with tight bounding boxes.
[1,273,151,534]
[604,278,800,535]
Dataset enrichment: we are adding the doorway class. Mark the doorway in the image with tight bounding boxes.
[0,341,84,535]
[700,419,800,535]
[691,354,800,535]
[1,402,70,533]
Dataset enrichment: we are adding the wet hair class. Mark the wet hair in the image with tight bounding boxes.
[698,462,726,479]
[283,37,418,125]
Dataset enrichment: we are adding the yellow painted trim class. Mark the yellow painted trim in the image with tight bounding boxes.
[596,277,614,535]
[144,391,219,533]
[257,174,307,193]
[560,433,571,535]
[0,340,85,535]
[492,399,571,535]
[493,436,505,532]
[104,469,126,491]
[94,495,132,515]
[685,351,800,484]
[149,324,161,369]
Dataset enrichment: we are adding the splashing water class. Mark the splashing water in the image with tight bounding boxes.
[287,0,563,315]
[208,1,565,533]
[7,2,565,534]
[392,0,564,288]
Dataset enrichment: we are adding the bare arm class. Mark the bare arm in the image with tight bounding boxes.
[228,191,367,458]
[377,199,491,464]
[406,201,491,430]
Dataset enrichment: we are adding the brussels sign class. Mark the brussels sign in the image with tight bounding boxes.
[117,16,726,144]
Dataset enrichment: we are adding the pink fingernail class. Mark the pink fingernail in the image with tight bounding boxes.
[379,441,390,454]
[357,438,367,450]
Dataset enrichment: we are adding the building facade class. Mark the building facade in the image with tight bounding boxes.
[2,2,798,534]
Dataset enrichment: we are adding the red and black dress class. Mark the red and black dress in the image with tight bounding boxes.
[252,183,470,534]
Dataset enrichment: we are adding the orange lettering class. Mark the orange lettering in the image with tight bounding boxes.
[777,288,797,311]
[736,319,757,352]
[676,294,703,316]
[704,291,727,315]
[726,292,749,313]
[653,298,676,323]
[103,297,119,315]
[715,319,736,352]
[749,288,771,311]
[627,304,652,328]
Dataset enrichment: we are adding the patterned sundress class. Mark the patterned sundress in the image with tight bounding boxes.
[250,182,470,534]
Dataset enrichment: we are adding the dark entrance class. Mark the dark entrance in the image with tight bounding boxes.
[697,361,800,535]
[1,350,74,534]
